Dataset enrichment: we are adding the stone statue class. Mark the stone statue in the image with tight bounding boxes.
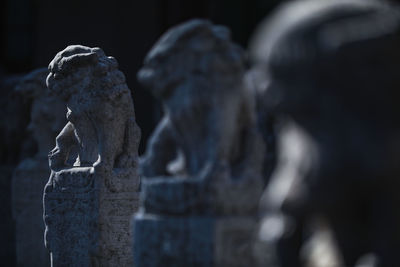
[249,0,400,266]
[0,70,32,266]
[12,68,65,267]
[134,19,265,267]
[43,45,141,266]
[245,68,277,185]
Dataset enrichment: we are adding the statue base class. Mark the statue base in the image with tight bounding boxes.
[44,167,139,266]
[133,213,258,267]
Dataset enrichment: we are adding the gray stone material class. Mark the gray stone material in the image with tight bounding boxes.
[134,19,265,266]
[138,19,265,215]
[43,45,141,266]
[134,215,258,267]
[134,215,215,266]
[0,72,33,266]
[245,68,277,185]
[249,0,400,266]
[12,68,65,267]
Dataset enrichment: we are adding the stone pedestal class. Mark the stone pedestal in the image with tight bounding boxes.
[97,190,140,266]
[134,215,214,266]
[134,214,257,267]
[44,168,140,266]
[44,168,97,267]
[133,175,261,267]
[12,158,51,267]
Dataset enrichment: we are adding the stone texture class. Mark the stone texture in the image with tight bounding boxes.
[249,0,400,266]
[214,217,258,267]
[245,68,277,185]
[134,19,265,267]
[43,45,141,266]
[134,215,258,267]
[12,68,65,267]
[134,215,215,266]
[0,72,31,266]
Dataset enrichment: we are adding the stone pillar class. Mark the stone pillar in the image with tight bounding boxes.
[12,68,66,267]
[133,20,265,267]
[12,159,52,267]
[43,45,141,266]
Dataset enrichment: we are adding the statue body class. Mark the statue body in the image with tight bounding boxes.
[134,20,265,267]
[43,45,141,266]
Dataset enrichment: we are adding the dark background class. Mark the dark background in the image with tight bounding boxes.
[1,0,281,153]
[0,0,280,265]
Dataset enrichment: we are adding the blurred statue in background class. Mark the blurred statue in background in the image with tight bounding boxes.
[12,68,65,267]
[245,66,277,186]
[0,69,32,266]
[250,0,400,266]
[134,19,265,267]
[43,45,141,266]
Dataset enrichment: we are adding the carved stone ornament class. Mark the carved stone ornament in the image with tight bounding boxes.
[43,45,141,266]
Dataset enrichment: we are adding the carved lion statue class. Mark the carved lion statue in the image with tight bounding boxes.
[46,45,140,189]
[138,20,265,215]
[43,45,140,265]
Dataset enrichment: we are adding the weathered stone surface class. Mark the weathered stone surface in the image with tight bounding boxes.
[245,68,277,185]
[214,217,259,267]
[43,45,141,266]
[134,215,215,266]
[134,19,265,266]
[134,215,258,267]
[250,0,400,266]
[0,72,30,266]
[11,68,65,267]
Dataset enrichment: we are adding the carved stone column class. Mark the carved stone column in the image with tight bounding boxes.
[43,45,141,266]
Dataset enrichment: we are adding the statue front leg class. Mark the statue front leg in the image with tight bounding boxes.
[49,122,78,171]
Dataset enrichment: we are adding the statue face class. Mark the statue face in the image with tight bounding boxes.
[46,66,92,101]
[138,51,189,100]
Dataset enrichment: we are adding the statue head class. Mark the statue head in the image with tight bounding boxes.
[46,45,139,172]
[46,45,126,101]
[138,19,256,176]
[138,19,245,100]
